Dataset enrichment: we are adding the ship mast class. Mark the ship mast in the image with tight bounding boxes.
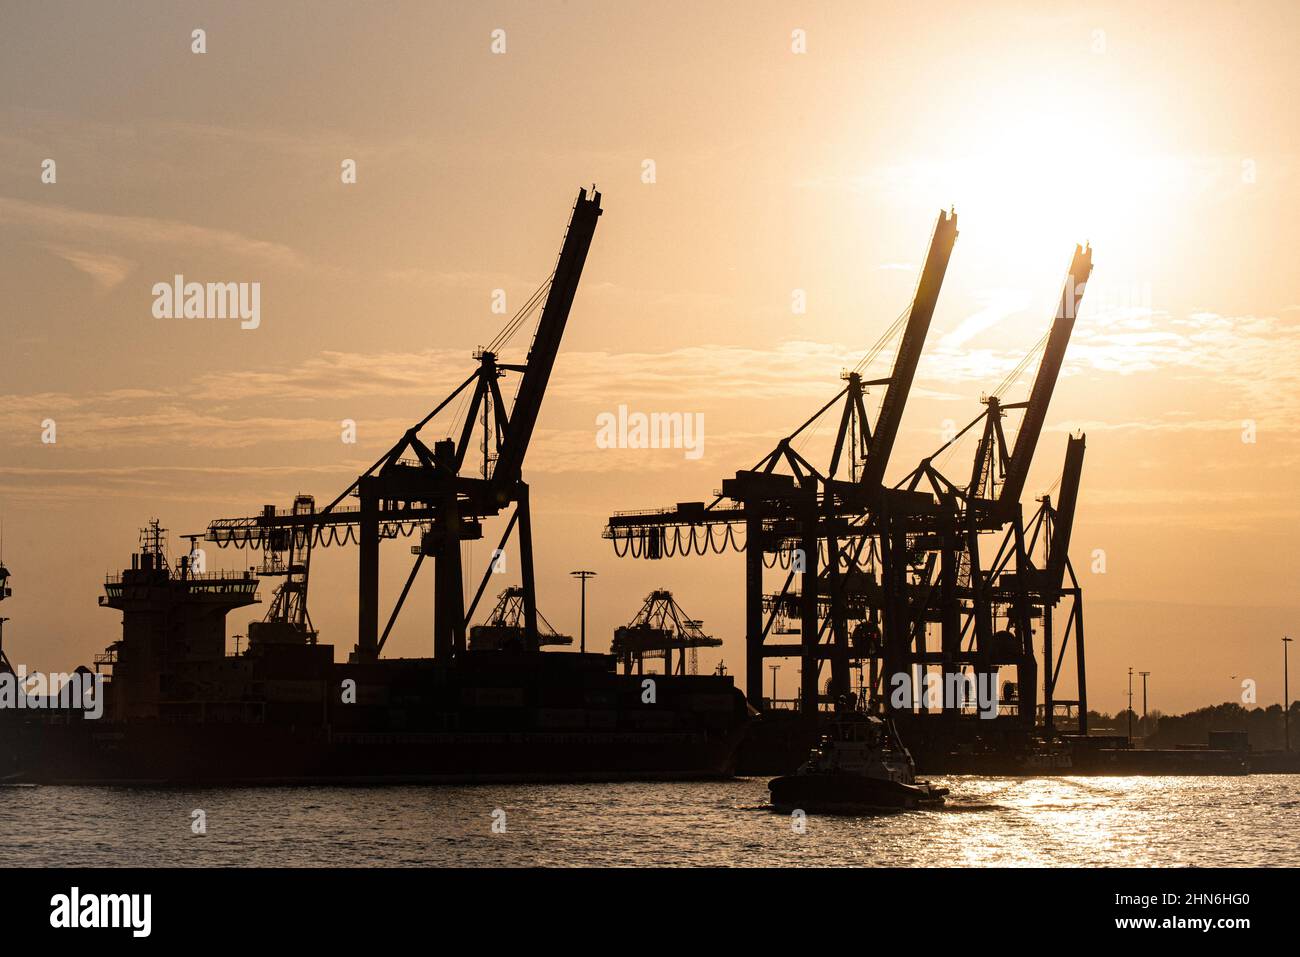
[0,546,12,674]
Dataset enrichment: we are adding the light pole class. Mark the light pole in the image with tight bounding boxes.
[769,664,780,709]
[1284,636,1293,753]
[1127,667,1134,745]
[570,571,597,654]
[1139,671,1150,732]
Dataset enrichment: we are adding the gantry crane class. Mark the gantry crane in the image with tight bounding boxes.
[884,244,1093,730]
[205,188,603,661]
[605,221,1093,751]
[1007,433,1088,731]
[605,210,959,712]
[468,587,573,651]
[239,494,318,647]
[938,243,1094,523]
[611,590,722,675]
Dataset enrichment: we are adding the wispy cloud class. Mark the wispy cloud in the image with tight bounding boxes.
[192,351,461,403]
[41,243,134,291]
[938,287,1033,349]
[5,305,1300,500]
[0,462,372,505]
[0,196,304,269]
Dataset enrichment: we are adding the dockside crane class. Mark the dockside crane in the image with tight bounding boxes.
[468,587,573,651]
[884,244,1093,729]
[611,590,722,676]
[205,188,603,662]
[997,244,1093,515]
[240,494,318,647]
[927,242,1093,523]
[605,210,959,712]
[1012,433,1088,732]
[857,212,960,492]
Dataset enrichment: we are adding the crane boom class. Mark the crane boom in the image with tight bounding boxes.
[201,188,604,662]
[859,209,959,489]
[492,187,603,487]
[1046,433,1085,590]
[998,243,1092,510]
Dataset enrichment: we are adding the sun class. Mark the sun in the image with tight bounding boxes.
[912,77,1176,283]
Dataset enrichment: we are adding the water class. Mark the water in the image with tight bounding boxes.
[1,776,1295,867]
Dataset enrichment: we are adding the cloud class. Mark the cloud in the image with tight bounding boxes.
[1077,311,1300,420]
[0,390,415,452]
[187,341,892,409]
[0,196,304,269]
[5,305,1300,502]
[192,350,460,403]
[41,243,135,291]
[938,287,1034,349]
[1053,417,1250,434]
[0,462,371,505]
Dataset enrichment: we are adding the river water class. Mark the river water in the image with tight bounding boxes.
[1,775,1295,867]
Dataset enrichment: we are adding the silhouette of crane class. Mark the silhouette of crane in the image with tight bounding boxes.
[612,590,721,675]
[605,217,1095,747]
[205,188,603,662]
[605,210,959,712]
[469,587,573,651]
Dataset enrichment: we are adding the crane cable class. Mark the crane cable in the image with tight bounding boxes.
[429,273,555,439]
[485,272,554,354]
[852,300,913,378]
[992,329,1049,401]
[794,299,913,456]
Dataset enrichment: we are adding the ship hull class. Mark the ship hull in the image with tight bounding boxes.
[769,772,946,815]
[0,651,751,786]
[4,721,746,786]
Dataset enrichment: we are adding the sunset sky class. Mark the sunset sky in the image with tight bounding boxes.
[2,1,1298,714]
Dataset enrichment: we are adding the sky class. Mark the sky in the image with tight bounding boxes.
[1,0,1298,714]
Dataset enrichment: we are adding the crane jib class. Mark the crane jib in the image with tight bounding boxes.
[491,188,603,488]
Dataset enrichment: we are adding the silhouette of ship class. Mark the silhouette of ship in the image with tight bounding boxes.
[1,523,747,785]
[769,709,948,814]
[0,188,750,785]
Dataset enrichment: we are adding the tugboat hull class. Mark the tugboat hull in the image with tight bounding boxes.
[769,772,947,814]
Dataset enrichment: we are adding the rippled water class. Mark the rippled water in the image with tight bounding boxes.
[1,776,1295,867]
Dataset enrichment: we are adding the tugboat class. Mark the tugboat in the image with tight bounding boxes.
[769,711,948,814]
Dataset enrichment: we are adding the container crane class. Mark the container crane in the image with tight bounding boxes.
[605,210,959,712]
[1009,433,1088,732]
[468,587,573,651]
[947,243,1093,523]
[205,187,603,662]
[611,590,722,676]
[998,244,1093,514]
[883,245,1093,731]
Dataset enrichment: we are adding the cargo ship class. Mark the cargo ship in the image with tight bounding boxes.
[0,187,750,785]
[0,528,749,785]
